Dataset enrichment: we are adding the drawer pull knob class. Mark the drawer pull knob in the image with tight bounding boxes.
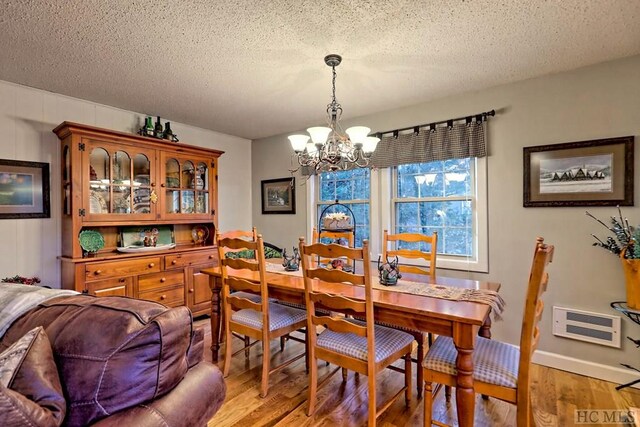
[148,263,155,268]
[171,260,177,265]
[209,255,214,259]
[160,278,166,283]
[94,270,102,275]
[119,278,126,283]
[189,288,194,293]
[160,295,167,300]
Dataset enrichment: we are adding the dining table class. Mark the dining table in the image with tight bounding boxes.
[202,263,501,427]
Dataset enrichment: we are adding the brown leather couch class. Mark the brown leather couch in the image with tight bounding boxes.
[0,295,225,427]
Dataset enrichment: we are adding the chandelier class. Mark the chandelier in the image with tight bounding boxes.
[288,54,379,173]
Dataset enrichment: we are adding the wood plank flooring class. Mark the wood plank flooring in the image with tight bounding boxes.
[198,319,640,426]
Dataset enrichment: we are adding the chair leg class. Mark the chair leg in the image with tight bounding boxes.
[304,329,310,374]
[424,381,433,427]
[280,334,287,351]
[342,367,348,381]
[444,385,451,402]
[223,321,233,377]
[307,355,318,416]
[368,374,377,427]
[404,352,412,405]
[417,337,424,398]
[244,336,250,358]
[260,339,270,398]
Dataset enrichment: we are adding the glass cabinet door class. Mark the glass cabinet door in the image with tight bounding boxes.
[85,142,156,220]
[162,154,211,218]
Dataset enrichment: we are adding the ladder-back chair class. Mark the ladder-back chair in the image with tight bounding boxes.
[217,233,308,398]
[299,237,414,426]
[422,237,554,427]
[381,229,438,397]
[312,227,355,268]
[383,229,437,277]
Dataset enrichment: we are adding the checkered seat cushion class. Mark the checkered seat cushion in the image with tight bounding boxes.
[317,319,414,363]
[423,336,519,388]
[352,315,425,338]
[230,291,276,303]
[275,300,306,310]
[231,304,306,331]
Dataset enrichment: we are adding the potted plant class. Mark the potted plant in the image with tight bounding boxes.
[587,207,640,309]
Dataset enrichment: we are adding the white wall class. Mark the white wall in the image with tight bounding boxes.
[252,55,640,377]
[0,80,252,288]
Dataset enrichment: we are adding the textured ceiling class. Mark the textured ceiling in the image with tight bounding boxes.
[1,1,639,140]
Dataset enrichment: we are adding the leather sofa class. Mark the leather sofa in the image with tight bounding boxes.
[0,295,225,426]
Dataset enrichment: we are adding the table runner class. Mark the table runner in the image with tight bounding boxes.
[264,263,505,320]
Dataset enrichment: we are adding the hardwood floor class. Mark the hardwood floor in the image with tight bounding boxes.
[198,319,640,426]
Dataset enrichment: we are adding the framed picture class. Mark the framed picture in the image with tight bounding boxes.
[523,136,634,207]
[261,177,296,214]
[0,159,50,219]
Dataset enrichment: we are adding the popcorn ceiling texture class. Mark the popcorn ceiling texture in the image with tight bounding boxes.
[0,0,638,140]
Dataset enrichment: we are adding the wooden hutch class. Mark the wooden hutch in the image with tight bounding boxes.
[53,122,223,316]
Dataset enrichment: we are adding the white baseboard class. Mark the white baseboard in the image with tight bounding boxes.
[533,350,640,390]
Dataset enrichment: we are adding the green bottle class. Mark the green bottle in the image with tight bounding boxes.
[144,117,154,136]
[154,116,163,138]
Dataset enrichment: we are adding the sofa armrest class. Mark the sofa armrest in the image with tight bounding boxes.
[90,362,225,427]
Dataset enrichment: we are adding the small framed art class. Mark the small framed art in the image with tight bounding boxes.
[0,159,50,219]
[261,177,296,214]
[523,136,633,207]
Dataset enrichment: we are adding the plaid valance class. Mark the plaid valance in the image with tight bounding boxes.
[370,121,487,168]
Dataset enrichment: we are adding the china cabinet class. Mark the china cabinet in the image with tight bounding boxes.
[53,122,223,316]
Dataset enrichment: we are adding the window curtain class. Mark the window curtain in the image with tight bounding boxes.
[370,121,487,169]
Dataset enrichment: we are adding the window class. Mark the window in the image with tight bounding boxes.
[395,159,473,255]
[392,157,487,271]
[317,169,370,247]
[310,157,487,272]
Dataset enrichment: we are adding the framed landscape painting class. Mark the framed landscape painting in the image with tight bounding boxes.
[523,136,633,207]
[0,159,50,218]
[261,177,295,214]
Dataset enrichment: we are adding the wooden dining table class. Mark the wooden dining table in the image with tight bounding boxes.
[202,264,501,427]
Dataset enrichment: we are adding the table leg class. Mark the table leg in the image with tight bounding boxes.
[454,324,477,427]
[479,314,492,339]
[479,314,492,401]
[210,276,222,363]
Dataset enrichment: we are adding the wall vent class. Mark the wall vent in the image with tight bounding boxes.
[552,306,620,348]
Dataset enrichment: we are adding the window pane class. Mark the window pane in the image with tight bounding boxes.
[395,160,475,257]
[317,169,370,247]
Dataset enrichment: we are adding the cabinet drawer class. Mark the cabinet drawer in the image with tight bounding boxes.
[138,270,184,293]
[165,252,216,269]
[85,257,161,281]
[138,286,184,307]
[86,277,133,297]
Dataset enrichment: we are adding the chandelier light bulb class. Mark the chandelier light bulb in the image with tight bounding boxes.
[307,127,331,145]
[288,134,309,152]
[362,136,380,154]
[305,141,317,154]
[345,126,371,147]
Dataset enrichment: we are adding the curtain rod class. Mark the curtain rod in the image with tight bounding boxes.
[375,109,495,138]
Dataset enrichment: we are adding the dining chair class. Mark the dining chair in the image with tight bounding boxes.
[312,226,355,267]
[299,237,414,427]
[422,237,554,427]
[217,233,308,398]
[218,228,261,356]
[380,229,438,397]
[382,229,437,277]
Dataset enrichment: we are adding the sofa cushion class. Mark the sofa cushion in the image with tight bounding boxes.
[0,326,66,426]
[0,295,193,427]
